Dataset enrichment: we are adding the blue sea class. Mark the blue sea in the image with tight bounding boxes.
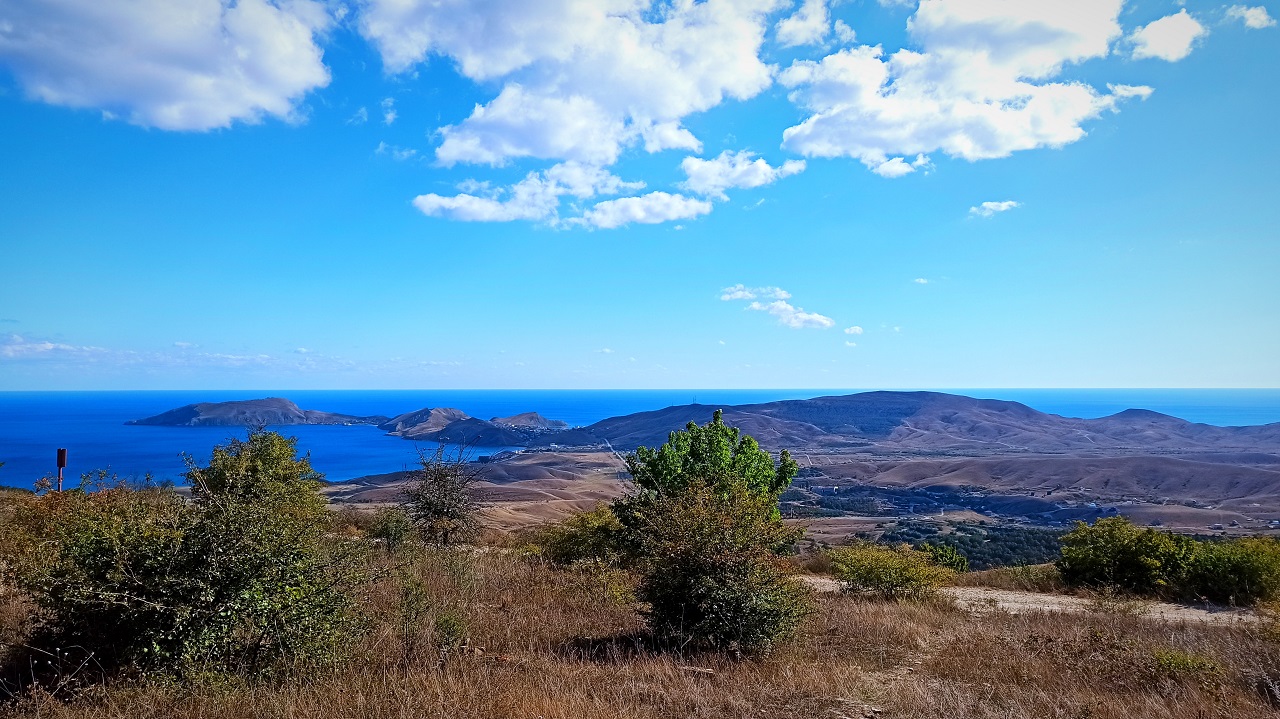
[1,389,1278,490]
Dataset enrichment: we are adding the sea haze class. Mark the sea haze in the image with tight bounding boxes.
[1,389,1278,490]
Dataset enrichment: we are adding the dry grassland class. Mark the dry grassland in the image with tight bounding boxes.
[4,548,1280,719]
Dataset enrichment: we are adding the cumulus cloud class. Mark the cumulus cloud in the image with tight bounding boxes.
[680,151,806,200]
[969,200,1020,218]
[746,300,836,329]
[381,97,397,125]
[720,285,792,301]
[360,0,783,168]
[721,287,834,329]
[1227,5,1277,29]
[776,0,830,48]
[913,278,929,284]
[414,161,644,224]
[844,325,863,335]
[0,0,334,131]
[780,0,1144,176]
[1130,10,1206,61]
[577,191,713,229]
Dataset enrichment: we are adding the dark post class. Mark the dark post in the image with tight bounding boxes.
[56,448,67,492]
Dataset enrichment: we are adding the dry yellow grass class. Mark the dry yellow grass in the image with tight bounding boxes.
[3,548,1279,718]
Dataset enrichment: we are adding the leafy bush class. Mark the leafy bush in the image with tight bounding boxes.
[0,431,364,677]
[527,505,627,566]
[369,506,414,551]
[1058,517,1280,605]
[921,542,969,573]
[1057,516,1197,595]
[629,479,811,653]
[1183,536,1280,605]
[829,542,956,600]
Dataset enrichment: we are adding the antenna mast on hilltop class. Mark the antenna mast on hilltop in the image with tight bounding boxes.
[56,447,67,492]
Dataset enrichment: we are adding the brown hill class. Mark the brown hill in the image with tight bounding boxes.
[544,391,1280,455]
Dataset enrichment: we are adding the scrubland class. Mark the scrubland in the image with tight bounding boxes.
[4,546,1280,719]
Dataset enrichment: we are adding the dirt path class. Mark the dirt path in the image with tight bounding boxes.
[800,576,1259,625]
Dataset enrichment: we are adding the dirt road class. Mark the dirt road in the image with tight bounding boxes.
[800,576,1260,625]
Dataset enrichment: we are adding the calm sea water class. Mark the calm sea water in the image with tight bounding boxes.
[1,389,1278,490]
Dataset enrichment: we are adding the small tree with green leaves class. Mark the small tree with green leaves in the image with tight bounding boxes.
[631,479,811,653]
[401,446,484,546]
[625,409,798,500]
[614,412,810,653]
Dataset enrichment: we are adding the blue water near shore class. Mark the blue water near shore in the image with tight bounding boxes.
[1,389,1278,490]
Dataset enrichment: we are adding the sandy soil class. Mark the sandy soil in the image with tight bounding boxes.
[799,576,1259,625]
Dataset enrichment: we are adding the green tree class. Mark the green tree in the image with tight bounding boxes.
[625,409,798,500]
[631,479,811,653]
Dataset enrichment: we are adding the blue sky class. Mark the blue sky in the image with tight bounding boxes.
[0,0,1277,390]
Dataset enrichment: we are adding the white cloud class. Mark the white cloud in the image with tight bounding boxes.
[381,97,397,125]
[720,285,792,301]
[1130,10,1206,62]
[845,341,858,347]
[376,141,418,161]
[844,326,864,335]
[834,20,857,45]
[598,347,614,354]
[1107,83,1155,100]
[0,334,102,359]
[348,107,369,125]
[776,0,830,48]
[913,278,929,284]
[413,161,643,224]
[295,347,311,354]
[173,341,196,349]
[577,191,713,229]
[0,0,334,131]
[746,300,836,329]
[721,287,834,329]
[1227,5,1277,29]
[360,0,784,168]
[969,200,1020,218]
[780,1,1142,176]
[680,151,806,200]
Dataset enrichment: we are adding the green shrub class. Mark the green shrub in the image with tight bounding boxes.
[528,505,627,566]
[921,542,969,573]
[1,431,364,677]
[1057,516,1197,595]
[829,542,956,600]
[1058,517,1280,606]
[630,479,811,653]
[1184,537,1280,605]
[1153,648,1222,682]
[369,506,414,551]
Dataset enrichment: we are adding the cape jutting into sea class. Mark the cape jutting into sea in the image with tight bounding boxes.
[1,388,1278,490]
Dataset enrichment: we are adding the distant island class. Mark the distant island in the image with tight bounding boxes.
[126,398,389,427]
[128,391,1280,455]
